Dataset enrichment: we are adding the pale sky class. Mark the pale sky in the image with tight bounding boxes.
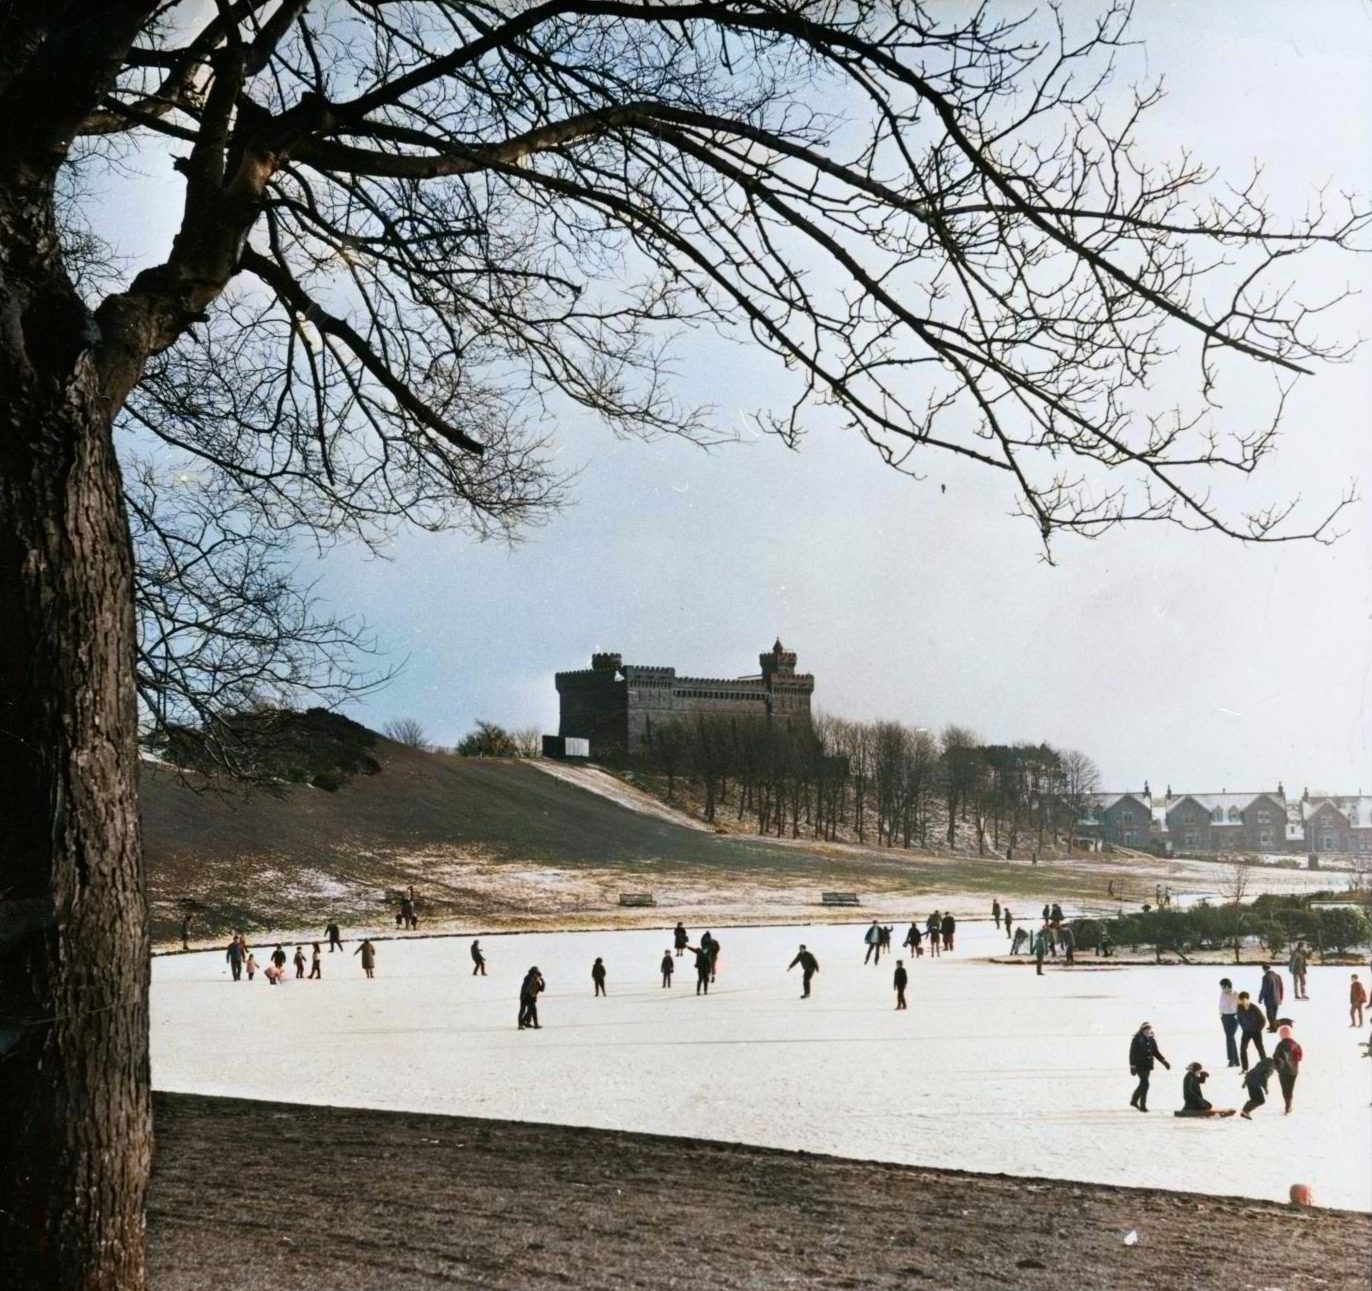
[105,2,1372,792]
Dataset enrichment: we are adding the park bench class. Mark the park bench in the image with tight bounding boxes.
[617,892,657,907]
[821,891,860,907]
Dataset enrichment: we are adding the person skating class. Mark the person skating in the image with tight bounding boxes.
[893,959,908,1010]
[1258,963,1284,1032]
[470,939,487,976]
[1236,992,1267,1069]
[325,920,343,952]
[592,957,607,997]
[308,942,322,979]
[1273,1025,1302,1114]
[1128,1022,1170,1112]
[940,912,955,952]
[788,944,820,998]
[353,938,376,979]
[1240,1058,1274,1119]
[863,920,880,965]
[1218,978,1241,1068]
[1350,974,1367,1028]
[686,943,713,995]
[992,899,1001,930]
[1174,1062,1234,1117]
[293,945,306,979]
[661,951,674,988]
[673,922,689,957]
[1288,942,1309,1001]
[518,966,545,1029]
[225,937,245,982]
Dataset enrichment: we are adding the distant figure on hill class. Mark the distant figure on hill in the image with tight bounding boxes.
[1240,1058,1274,1119]
[661,951,674,988]
[1128,1022,1170,1112]
[354,939,377,979]
[592,957,607,997]
[893,960,908,1011]
[518,967,545,1029]
[1351,975,1367,1028]
[686,943,713,995]
[225,937,244,982]
[863,921,880,965]
[903,921,922,958]
[925,912,941,958]
[1259,964,1284,1031]
[244,952,258,981]
[788,944,819,998]
[992,899,1001,929]
[1236,992,1267,1069]
[1288,943,1309,1001]
[181,914,192,951]
[471,940,487,976]
[325,921,343,952]
[673,923,689,957]
[400,896,417,930]
[940,912,955,952]
[293,945,306,979]
[1273,1026,1302,1113]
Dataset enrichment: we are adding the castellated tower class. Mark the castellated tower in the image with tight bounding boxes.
[555,640,815,757]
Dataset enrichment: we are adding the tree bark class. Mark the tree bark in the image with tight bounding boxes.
[0,197,150,1289]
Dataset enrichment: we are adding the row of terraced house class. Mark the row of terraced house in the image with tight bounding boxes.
[1082,783,1372,858]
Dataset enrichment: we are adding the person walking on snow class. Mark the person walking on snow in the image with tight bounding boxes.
[308,943,322,979]
[893,960,908,1010]
[863,921,881,965]
[1273,1026,1302,1113]
[471,939,487,976]
[293,945,306,979]
[1218,978,1241,1068]
[674,922,689,957]
[1003,909,1014,943]
[992,899,1001,930]
[1259,964,1284,1032]
[660,951,674,988]
[244,951,257,981]
[788,944,820,998]
[225,937,245,982]
[1350,974,1367,1028]
[353,938,376,978]
[518,966,545,1029]
[686,943,713,995]
[592,957,607,996]
[1129,1022,1170,1112]
[1240,1058,1274,1119]
[1288,943,1309,1001]
[941,912,955,952]
[1236,992,1267,1069]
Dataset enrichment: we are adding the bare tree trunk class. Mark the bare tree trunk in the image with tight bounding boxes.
[0,337,151,1286]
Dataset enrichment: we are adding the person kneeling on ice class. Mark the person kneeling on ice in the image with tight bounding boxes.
[1241,1058,1275,1119]
[1174,1063,1235,1118]
[788,944,819,998]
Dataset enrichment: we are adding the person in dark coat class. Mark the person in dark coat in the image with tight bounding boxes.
[1258,964,1284,1032]
[518,967,545,1029]
[863,921,881,964]
[308,942,322,979]
[1059,924,1076,966]
[270,944,288,974]
[788,944,820,998]
[325,921,343,952]
[925,913,941,958]
[940,913,955,952]
[1273,1026,1302,1114]
[1174,1062,1225,1117]
[225,937,244,981]
[353,939,376,978]
[893,960,908,1010]
[1003,909,1014,942]
[903,922,922,958]
[707,934,721,982]
[673,922,689,957]
[1236,992,1268,1069]
[1128,1022,1170,1112]
[660,951,674,988]
[992,899,1002,930]
[293,945,306,978]
[1241,1058,1274,1118]
[686,944,713,995]
[592,957,607,996]
[471,939,487,976]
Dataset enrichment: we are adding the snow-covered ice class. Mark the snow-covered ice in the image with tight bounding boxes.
[152,920,1372,1210]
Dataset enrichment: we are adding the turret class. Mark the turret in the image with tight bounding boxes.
[760,638,798,678]
[591,652,622,672]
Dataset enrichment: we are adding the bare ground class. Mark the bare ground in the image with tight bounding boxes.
[148,1094,1371,1291]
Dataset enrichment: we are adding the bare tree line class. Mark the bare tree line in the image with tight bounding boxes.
[636,712,1099,854]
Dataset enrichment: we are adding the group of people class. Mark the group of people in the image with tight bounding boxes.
[225,926,374,982]
[1000,900,1082,973]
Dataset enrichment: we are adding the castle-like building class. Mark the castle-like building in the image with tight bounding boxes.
[554,640,814,756]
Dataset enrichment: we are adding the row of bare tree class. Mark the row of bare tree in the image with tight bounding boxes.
[635,713,1100,855]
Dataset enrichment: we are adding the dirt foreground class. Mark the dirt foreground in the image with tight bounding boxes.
[148,1094,1370,1291]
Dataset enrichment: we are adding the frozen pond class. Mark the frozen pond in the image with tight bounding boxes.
[152,920,1372,1210]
